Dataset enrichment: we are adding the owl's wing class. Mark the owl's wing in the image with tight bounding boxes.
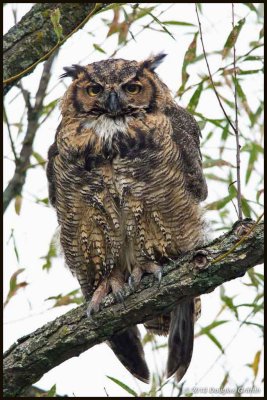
[168,104,208,202]
[46,122,62,207]
[46,141,59,207]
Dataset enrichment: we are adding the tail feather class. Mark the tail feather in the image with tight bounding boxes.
[107,326,150,383]
[166,298,195,382]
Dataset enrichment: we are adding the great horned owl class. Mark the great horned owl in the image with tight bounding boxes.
[47,53,208,383]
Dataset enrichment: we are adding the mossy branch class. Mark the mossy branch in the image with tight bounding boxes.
[3,3,112,94]
[3,219,264,397]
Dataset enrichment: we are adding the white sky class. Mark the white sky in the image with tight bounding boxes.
[3,3,264,397]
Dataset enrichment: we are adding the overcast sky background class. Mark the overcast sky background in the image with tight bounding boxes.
[3,3,263,397]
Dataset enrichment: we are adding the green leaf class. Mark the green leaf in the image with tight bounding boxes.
[242,3,258,13]
[41,99,59,116]
[32,151,46,168]
[196,3,202,13]
[241,197,251,218]
[203,159,234,168]
[148,12,175,40]
[243,321,264,331]
[245,143,258,184]
[233,77,254,122]
[247,268,260,288]
[4,269,28,308]
[221,122,230,142]
[206,331,224,353]
[46,384,57,397]
[40,233,58,271]
[187,82,203,113]
[243,55,263,61]
[9,229,20,263]
[222,18,246,59]
[93,43,106,54]
[50,8,63,42]
[220,372,229,390]
[177,32,198,96]
[134,6,156,20]
[162,20,196,27]
[46,288,83,307]
[252,351,261,378]
[256,188,264,203]
[36,197,49,205]
[199,320,229,334]
[205,195,233,211]
[106,376,137,397]
[250,103,263,127]
[204,173,229,183]
[15,195,22,215]
[142,331,154,346]
[197,120,207,130]
[238,68,263,75]
[220,287,239,319]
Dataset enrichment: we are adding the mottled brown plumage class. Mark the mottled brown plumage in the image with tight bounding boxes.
[47,53,207,383]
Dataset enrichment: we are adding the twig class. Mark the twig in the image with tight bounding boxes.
[3,106,18,162]
[228,180,239,218]
[210,212,264,264]
[232,3,243,221]
[195,5,237,134]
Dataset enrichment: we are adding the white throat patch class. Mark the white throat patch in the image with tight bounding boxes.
[83,115,129,144]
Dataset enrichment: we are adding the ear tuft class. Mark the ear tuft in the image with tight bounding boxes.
[60,64,86,80]
[142,52,167,71]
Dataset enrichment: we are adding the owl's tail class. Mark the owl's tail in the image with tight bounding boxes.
[107,326,149,383]
[166,298,196,382]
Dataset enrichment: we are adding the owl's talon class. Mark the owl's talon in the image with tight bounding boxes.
[86,301,100,319]
[128,275,136,291]
[154,270,162,288]
[114,290,125,307]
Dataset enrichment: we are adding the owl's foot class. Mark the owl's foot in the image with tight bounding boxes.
[86,279,109,318]
[87,270,127,318]
[110,270,126,309]
[128,262,162,291]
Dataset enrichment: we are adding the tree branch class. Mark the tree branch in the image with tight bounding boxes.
[3,53,56,213]
[3,3,112,94]
[3,219,263,397]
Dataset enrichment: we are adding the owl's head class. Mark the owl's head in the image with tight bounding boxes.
[60,53,170,119]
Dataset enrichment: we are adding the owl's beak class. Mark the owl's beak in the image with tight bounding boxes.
[106,91,121,115]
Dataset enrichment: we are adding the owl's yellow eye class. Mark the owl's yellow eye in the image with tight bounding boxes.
[87,84,103,96]
[124,83,142,95]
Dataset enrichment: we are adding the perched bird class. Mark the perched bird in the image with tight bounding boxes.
[47,53,208,383]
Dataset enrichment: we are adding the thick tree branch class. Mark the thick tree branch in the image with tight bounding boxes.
[3,3,112,94]
[3,220,264,397]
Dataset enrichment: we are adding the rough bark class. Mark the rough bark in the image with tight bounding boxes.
[3,3,111,94]
[3,220,264,397]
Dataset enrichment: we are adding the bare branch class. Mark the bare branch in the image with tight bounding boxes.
[3,106,18,162]
[3,220,264,397]
[232,3,243,221]
[3,53,56,213]
[195,4,237,134]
